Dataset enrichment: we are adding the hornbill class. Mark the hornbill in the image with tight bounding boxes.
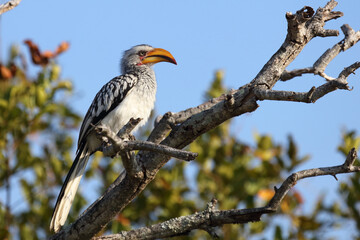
[50,45,177,232]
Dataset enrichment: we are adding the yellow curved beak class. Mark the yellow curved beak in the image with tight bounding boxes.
[142,48,177,65]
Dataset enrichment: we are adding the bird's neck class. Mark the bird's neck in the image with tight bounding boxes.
[123,65,155,82]
[123,64,150,74]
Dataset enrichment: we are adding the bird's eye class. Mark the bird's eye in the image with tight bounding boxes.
[138,51,147,57]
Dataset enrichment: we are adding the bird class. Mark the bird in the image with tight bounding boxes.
[50,44,177,232]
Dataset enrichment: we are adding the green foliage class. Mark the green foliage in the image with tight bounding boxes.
[0,44,81,239]
[108,71,360,240]
[337,132,360,233]
[99,71,315,240]
[2,42,360,240]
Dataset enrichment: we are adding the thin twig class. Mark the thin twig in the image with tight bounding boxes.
[281,24,360,82]
[338,61,360,80]
[0,0,21,15]
[267,148,359,210]
[124,140,197,161]
[280,67,315,81]
[93,122,141,177]
[255,77,350,103]
[117,117,142,140]
[94,124,198,161]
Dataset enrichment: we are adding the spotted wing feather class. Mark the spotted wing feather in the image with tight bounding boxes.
[77,74,138,150]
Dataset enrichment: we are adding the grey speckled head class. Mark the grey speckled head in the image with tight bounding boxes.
[120,44,154,74]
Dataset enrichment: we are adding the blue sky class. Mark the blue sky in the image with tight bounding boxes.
[2,0,360,238]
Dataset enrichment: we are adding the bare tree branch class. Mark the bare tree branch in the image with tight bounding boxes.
[267,148,359,210]
[0,0,21,15]
[256,61,360,103]
[93,149,359,240]
[245,1,343,94]
[117,117,143,139]
[281,24,360,82]
[280,67,315,81]
[49,1,360,239]
[338,62,360,80]
[94,123,198,162]
[149,89,238,144]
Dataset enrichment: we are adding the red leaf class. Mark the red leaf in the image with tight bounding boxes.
[24,39,49,66]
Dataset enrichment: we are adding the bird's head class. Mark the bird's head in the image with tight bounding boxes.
[121,44,177,73]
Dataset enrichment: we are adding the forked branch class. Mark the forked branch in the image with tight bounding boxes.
[94,149,359,240]
[281,24,360,82]
[92,120,198,176]
[256,62,359,103]
[49,1,360,239]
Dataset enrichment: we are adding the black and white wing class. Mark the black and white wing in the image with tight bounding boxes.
[77,74,138,150]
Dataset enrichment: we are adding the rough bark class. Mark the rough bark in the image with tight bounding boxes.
[49,1,360,239]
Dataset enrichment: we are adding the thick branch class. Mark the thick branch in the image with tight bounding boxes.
[49,2,360,239]
[94,149,359,240]
[149,89,238,144]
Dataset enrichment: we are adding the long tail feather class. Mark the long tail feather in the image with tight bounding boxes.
[50,144,90,232]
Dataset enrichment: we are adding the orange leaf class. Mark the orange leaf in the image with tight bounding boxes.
[257,189,274,201]
[160,177,172,190]
[280,198,290,213]
[116,214,130,226]
[55,41,70,55]
[42,51,54,58]
[0,64,13,80]
[293,190,303,204]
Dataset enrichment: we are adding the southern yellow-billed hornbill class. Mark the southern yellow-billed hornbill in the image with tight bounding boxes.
[50,45,177,232]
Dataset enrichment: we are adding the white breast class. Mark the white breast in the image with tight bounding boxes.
[100,84,156,133]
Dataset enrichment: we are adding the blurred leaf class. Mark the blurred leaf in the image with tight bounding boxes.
[50,64,61,81]
[115,214,131,227]
[274,225,283,240]
[0,64,13,80]
[55,42,70,56]
[0,42,80,239]
[257,189,275,201]
[24,40,70,66]
[35,86,47,106]
[2,41,360,240]
[338,131,360,156]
